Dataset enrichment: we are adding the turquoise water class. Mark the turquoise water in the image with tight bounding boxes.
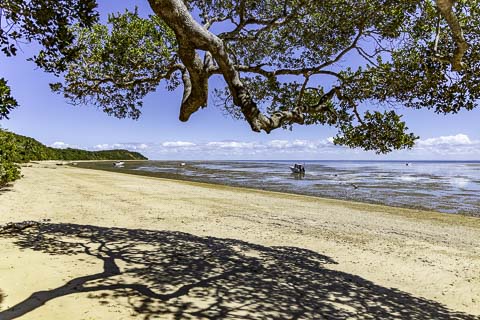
[104,160,480,216]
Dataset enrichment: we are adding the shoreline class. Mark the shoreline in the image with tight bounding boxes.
[1,162,479,318]
[75,160,480,218]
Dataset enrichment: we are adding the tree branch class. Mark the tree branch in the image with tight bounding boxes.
[177,47,208,121]
[434,0,468,71]
[146,0,363,132]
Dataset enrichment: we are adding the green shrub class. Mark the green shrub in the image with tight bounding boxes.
[0,129,21,186]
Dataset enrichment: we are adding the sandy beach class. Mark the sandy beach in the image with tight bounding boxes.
[0,162,479,319]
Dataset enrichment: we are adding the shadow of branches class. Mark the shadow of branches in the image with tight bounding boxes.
[0,222,477,319]
[0,183,13,194]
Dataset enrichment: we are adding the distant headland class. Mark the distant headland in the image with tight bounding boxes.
[0,130,147,161]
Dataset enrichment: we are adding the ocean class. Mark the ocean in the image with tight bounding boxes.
[79,160,480,216]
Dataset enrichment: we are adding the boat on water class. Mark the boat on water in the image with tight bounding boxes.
[113,161,125,167]
[290,163,305,174]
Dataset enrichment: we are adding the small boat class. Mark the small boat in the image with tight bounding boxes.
[113,161,125,167]
[290,163,305,174]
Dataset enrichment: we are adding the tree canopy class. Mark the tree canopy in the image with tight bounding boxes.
[4,0,480,154]
[0,0,99,117]
[0,129,20,186]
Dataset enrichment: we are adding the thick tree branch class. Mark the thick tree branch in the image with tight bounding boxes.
[146,0,360,132]
[141,0,463,148]
[435,0,468,71]
[148,0,214,121]
[177,47,208,121]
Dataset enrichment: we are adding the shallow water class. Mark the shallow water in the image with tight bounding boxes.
[81,160,480,216]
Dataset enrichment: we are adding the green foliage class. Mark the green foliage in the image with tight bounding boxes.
[0,0,98,117]
[334,111,418,154]
[0,0,98,72]
[51,9,177,119]
[45,148,148,161]
[0,78,18,119]
[0,129,21,186]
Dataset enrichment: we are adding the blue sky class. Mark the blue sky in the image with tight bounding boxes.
[1,1,479,160]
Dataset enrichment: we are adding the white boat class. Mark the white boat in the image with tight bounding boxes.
[290,163,305,174]
[113,161,125,167]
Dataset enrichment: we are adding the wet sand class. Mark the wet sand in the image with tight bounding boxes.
[0,162,479,319]
[76,160,480,216]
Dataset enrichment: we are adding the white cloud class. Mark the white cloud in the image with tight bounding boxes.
[118,143,149,150]
[143,138,345,159]
[129,143,149,150]
[145,134,480,159]
[268,140,290,149]
[206,141,259,149]
[50,141,76,149]
[93,143,110,150]
[411,134,480,157]
[162,141,196,148]
[266,138,335,151]
[93,143,149,151]
[49,133,480,160]
[417,134,472,146]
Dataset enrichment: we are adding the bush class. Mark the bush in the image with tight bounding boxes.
[0,129,21,187]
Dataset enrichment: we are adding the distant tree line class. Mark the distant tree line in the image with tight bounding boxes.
[0,129,147,186]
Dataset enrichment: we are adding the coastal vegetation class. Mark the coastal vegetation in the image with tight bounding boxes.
[1,1,478,155]
[0,78,17,120]
[0,130,147,162]
[0,129,147,185]
[0,129,21,187]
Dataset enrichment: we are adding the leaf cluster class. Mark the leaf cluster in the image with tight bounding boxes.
[0,129,20,186]
[51,9,177,119]
[0,78,18,119]
[0,0,98,119]
[0,0,98,71]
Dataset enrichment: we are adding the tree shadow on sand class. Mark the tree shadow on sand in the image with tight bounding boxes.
[0,223,477,319]
[0,183,13,194]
